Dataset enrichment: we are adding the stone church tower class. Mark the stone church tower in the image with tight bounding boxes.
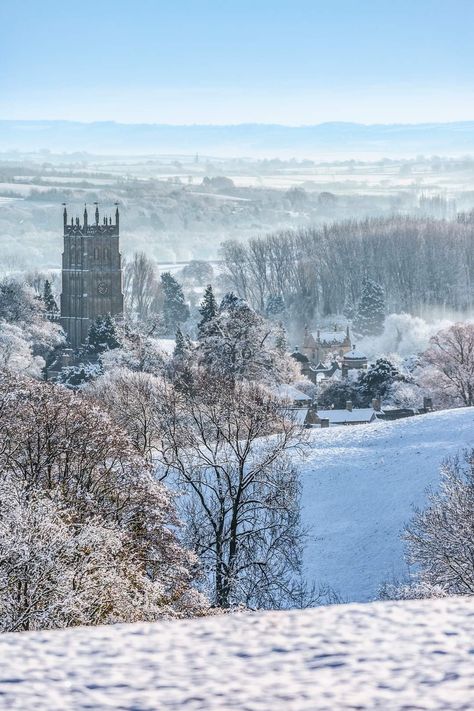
[60,203,124,348]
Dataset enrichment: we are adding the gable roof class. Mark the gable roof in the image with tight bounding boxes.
[316,408,378,424]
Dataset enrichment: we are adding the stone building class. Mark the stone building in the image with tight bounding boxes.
[341,348,368,378]
[302,325,351,363]
[60,204,124,348]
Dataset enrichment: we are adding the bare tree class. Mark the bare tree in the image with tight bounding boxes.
[0,372,207,630]
[88,369,164,464]
[423,323,474,406]
[402,450,474,596]
[155,374,308,609]
[125,252,162,322]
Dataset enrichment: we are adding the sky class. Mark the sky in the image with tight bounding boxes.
[1,0,474,125]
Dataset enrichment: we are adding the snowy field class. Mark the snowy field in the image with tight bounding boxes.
[302,408,474,602]
[1,597,474,710]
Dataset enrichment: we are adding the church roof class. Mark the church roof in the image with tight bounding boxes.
[312,330,349,345]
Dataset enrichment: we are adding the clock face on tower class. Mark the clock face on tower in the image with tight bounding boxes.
[97,281,109,295]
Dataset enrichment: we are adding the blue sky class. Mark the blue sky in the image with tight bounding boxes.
[1,0,473,124]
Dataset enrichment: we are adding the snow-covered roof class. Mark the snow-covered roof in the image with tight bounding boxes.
[272,384,312,402]
[2,597,474,710]
[316,408,377,423]
[344,349,367,360]
[313,330,348,344]
[286,407,310,425]
[313,360,330,371]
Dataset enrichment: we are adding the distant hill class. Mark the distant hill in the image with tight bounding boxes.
[2,119,474,158]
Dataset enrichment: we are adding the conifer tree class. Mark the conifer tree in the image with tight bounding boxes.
[171,327,194,393]
[87,314,121,353]
[42,280,58,319]
[197,284,218,339]
[354,278,385,337]
[173,327,187,359]
[161,272,190,336]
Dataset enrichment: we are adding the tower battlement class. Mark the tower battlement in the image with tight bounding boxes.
[63,203,119,236]
[60,204,124,349]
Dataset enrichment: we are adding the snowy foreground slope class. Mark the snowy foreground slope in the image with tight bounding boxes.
[301,408,474,602]
[1,598,474,710]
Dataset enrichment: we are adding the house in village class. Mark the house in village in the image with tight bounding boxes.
[341,347,368,377]
[291,341,367,385]
[271,383,319,427]
[314,399,382,427]
[302,324,351,363]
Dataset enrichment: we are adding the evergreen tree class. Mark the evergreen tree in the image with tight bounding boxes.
[173,327,187,359]
[197,285,218,339]
[171,327,195,393]
[354,278,385,337]
[161,272,190,336]
[358,358,402,399]
[198,293,292,386]
[87,314,121,354]
[42,280,58,319]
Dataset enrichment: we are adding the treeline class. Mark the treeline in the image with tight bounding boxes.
[221,217,474,329]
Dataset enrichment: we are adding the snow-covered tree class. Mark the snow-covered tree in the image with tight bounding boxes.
[354,278,385,337]
[58,362,102,389]
[422,323,474,406]
[317,378,365,409]
[0,372,208,630]
[197,284,218,339]
[358,358,402,399]
[88,369,164,464]
[385,450,474,599]
[42,279,58,320]
[198,292,295,386]
[181,260,214,286]
[169,328,195,393]
[155,376,309,609]
[124,251,162,322]
[0,277,63,376]
[87,314,121,354]
[161,272,190,336]
[100,320,166,375]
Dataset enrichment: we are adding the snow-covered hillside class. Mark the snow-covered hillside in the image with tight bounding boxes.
[1,597,474,710]
[302,407,474,602]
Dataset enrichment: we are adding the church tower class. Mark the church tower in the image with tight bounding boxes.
[60,203,124,348]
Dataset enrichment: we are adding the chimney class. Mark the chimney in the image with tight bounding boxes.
[423,396,433,412]
[372,398,381,412]
[346,400,353,412]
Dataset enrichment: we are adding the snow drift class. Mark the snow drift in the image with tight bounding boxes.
[0,597,473,710]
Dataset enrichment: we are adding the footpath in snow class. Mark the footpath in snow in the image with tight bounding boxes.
[301,407,474,602]
[0,597,473,710]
